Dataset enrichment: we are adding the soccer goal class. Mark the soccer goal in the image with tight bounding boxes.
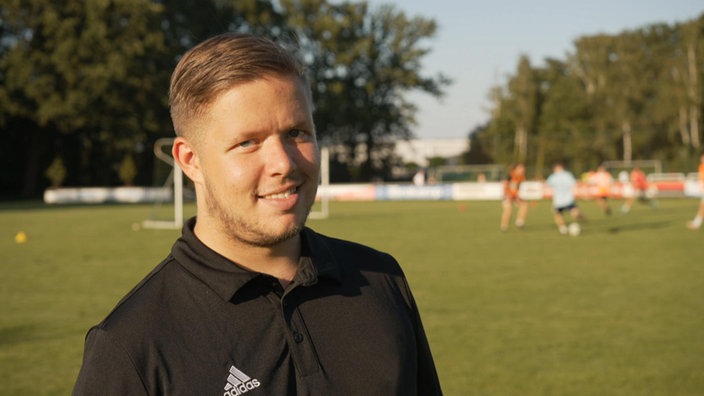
[432,164,505,182]
[142,138,185,229]
[601,160,663,176]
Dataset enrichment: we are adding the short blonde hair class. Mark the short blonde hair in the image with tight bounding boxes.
[169,33,309,139]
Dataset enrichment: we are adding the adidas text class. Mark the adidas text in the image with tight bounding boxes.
[223,379,260,396]
[224,365,260,396]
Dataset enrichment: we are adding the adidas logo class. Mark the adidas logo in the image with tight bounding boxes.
[223,365,260,396]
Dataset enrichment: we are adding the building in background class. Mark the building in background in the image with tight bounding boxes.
[394,138,469,167]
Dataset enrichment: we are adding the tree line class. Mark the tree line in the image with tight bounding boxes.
[469,13,704,178]
[3,2,702,199]
[0,0,449,198]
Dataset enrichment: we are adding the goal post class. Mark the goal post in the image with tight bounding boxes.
[308,146,330,219]
[142,138,184,230]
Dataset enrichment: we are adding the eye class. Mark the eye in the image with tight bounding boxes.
[287,128,314,142]
[232,138,259,152]
[288,129,304,138]
[238,139,255,148]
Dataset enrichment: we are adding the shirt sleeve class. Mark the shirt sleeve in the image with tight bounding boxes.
[72,327,149,396]
[399,278,443,395]
[413,300,443,395]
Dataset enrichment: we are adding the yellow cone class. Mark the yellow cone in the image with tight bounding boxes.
[14,231,27,244]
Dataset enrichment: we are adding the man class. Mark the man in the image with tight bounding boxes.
[73,33,442,395]
[621,166,656,213]
[687,152,704,230]
[589,165,613,215]
[500,163,528,231]
[545,162,584,235]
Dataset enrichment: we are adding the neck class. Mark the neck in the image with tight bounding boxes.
[194,220,302,283]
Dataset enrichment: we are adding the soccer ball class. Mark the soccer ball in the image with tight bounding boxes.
[567,222,581,236]
[14,231,27,244]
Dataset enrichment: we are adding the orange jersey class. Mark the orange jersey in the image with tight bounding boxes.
[504,170,525,199]
[699,163,704,184]
[630,169,647,190]
[590,170,613,197]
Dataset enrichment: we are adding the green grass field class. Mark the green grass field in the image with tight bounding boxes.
[2,198,703,395]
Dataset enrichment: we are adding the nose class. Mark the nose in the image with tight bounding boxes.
[264,136,297,176]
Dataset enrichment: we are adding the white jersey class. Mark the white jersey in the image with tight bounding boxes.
[546,170,577,208]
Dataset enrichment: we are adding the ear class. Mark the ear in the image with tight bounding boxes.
[172,137,203,184]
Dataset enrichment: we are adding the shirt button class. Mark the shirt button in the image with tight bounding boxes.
[293,332,304,344]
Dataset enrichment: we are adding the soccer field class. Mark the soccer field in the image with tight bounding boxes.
[1,198,703,395]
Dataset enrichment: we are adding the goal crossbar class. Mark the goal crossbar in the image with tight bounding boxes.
[601,160,663,174]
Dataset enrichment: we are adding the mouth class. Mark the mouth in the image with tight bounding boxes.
[258,186,299,200]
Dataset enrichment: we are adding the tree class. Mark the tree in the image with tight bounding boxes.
[0,0,288,196]
[480,13,704,173]
[118,154,138,186]
[569,34,620,162]
[1,0,450,196]
[281,0,451,181]
[534,58,592,173]
[483,84,515,167]
[680,16,703,149]
[0,0,170,194]
[462,124,493,165]
[505,55,540,165]
[44,156,67,188]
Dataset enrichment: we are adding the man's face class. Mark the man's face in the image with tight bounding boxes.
[190,74,320,247]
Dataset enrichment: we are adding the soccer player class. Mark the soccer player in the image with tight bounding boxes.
[687,152,704,230]
[72,33,442,395]
[546,162,584,235]
[500,163,528,231]
[589,165,613,215]
[621,166,656,213]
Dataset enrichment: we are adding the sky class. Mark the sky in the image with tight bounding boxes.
[363,0,704,139]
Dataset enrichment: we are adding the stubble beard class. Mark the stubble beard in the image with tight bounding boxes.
[203,180,314,248]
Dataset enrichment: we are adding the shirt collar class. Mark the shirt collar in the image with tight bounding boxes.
[171,217,342,302]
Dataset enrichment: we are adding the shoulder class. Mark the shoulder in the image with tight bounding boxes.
[73,325,150,395]
[305,228,384,253]
[93,256,188,338]
[304,228,398,260]
[74,257,187,391]
[302,227,418,313]
[303,228,404,277]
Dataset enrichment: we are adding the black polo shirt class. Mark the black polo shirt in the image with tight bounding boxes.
[73,218,442,395]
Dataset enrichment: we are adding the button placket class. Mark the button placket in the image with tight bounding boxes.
[282,296,304,344]
[280,292,321,377]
